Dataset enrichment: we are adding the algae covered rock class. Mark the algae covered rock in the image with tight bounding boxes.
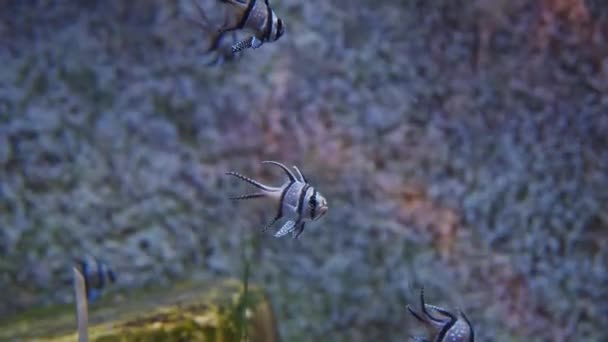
[0,279,279,342]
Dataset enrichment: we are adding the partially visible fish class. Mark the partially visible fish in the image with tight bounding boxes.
[406,288,475,342]
[190,0,285,62]
[74,257,116,302]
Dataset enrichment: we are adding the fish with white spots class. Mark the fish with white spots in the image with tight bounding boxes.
[227,161,328,239]
[407,288,475,342]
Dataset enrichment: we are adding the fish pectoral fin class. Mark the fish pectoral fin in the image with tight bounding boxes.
[274,220,296,237]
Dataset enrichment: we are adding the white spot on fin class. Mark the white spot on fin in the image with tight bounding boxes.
[274,220,295,237]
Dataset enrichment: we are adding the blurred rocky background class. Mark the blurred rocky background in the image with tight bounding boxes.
[1,0,607,341]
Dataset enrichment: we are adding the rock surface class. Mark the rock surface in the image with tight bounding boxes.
[0,279,278,342]
[1,0,607,340]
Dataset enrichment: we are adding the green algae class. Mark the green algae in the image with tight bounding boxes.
[0,279,279,342]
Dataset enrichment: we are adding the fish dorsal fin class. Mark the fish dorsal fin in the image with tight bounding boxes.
[292,165,308,183]
[226,171,275,191]
[274,220,295,237]
[262,161,297,183]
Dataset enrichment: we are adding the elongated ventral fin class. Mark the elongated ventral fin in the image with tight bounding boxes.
[263,215,280,231]
[229,193,266,200]
[226,171,275,191]
[232,36,254,53]
[73,267,89,342]
[274,220,296,237]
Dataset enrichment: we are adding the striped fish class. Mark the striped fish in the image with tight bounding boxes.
[227,161,328,239]
[74,257,116,302]
[191,0,285,60]
[406,288,475,342]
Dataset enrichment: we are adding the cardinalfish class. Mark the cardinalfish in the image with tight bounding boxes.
[406,288,475,342]
[74,257,116,302]
[227,161,328,239]
[190,0,285,64]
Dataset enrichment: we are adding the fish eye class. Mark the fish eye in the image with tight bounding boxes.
[309,190,318,208]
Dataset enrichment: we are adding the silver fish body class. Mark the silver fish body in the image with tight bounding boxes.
[218,0,285,51]
[407,288,475,342]
[227,161,328,239]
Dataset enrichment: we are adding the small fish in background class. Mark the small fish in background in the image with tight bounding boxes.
[227,161,328,239]
[190,0,285,60]
[74,257,117,302]
[406,288,475,342]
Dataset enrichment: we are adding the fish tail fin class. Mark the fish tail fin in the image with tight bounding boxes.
[190,0,233,54]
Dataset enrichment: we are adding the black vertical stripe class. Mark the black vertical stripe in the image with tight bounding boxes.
[275,18,283,40]
[97,260,105,289]
[276,181,294,220]
[297,184,310,219]
[435,317,457,342]
[309,189,317,220]
[108,269,116,283]
[237,0,257,29]
[462,312,475,342]
[294,222,305,239]
[264,1,273,41]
